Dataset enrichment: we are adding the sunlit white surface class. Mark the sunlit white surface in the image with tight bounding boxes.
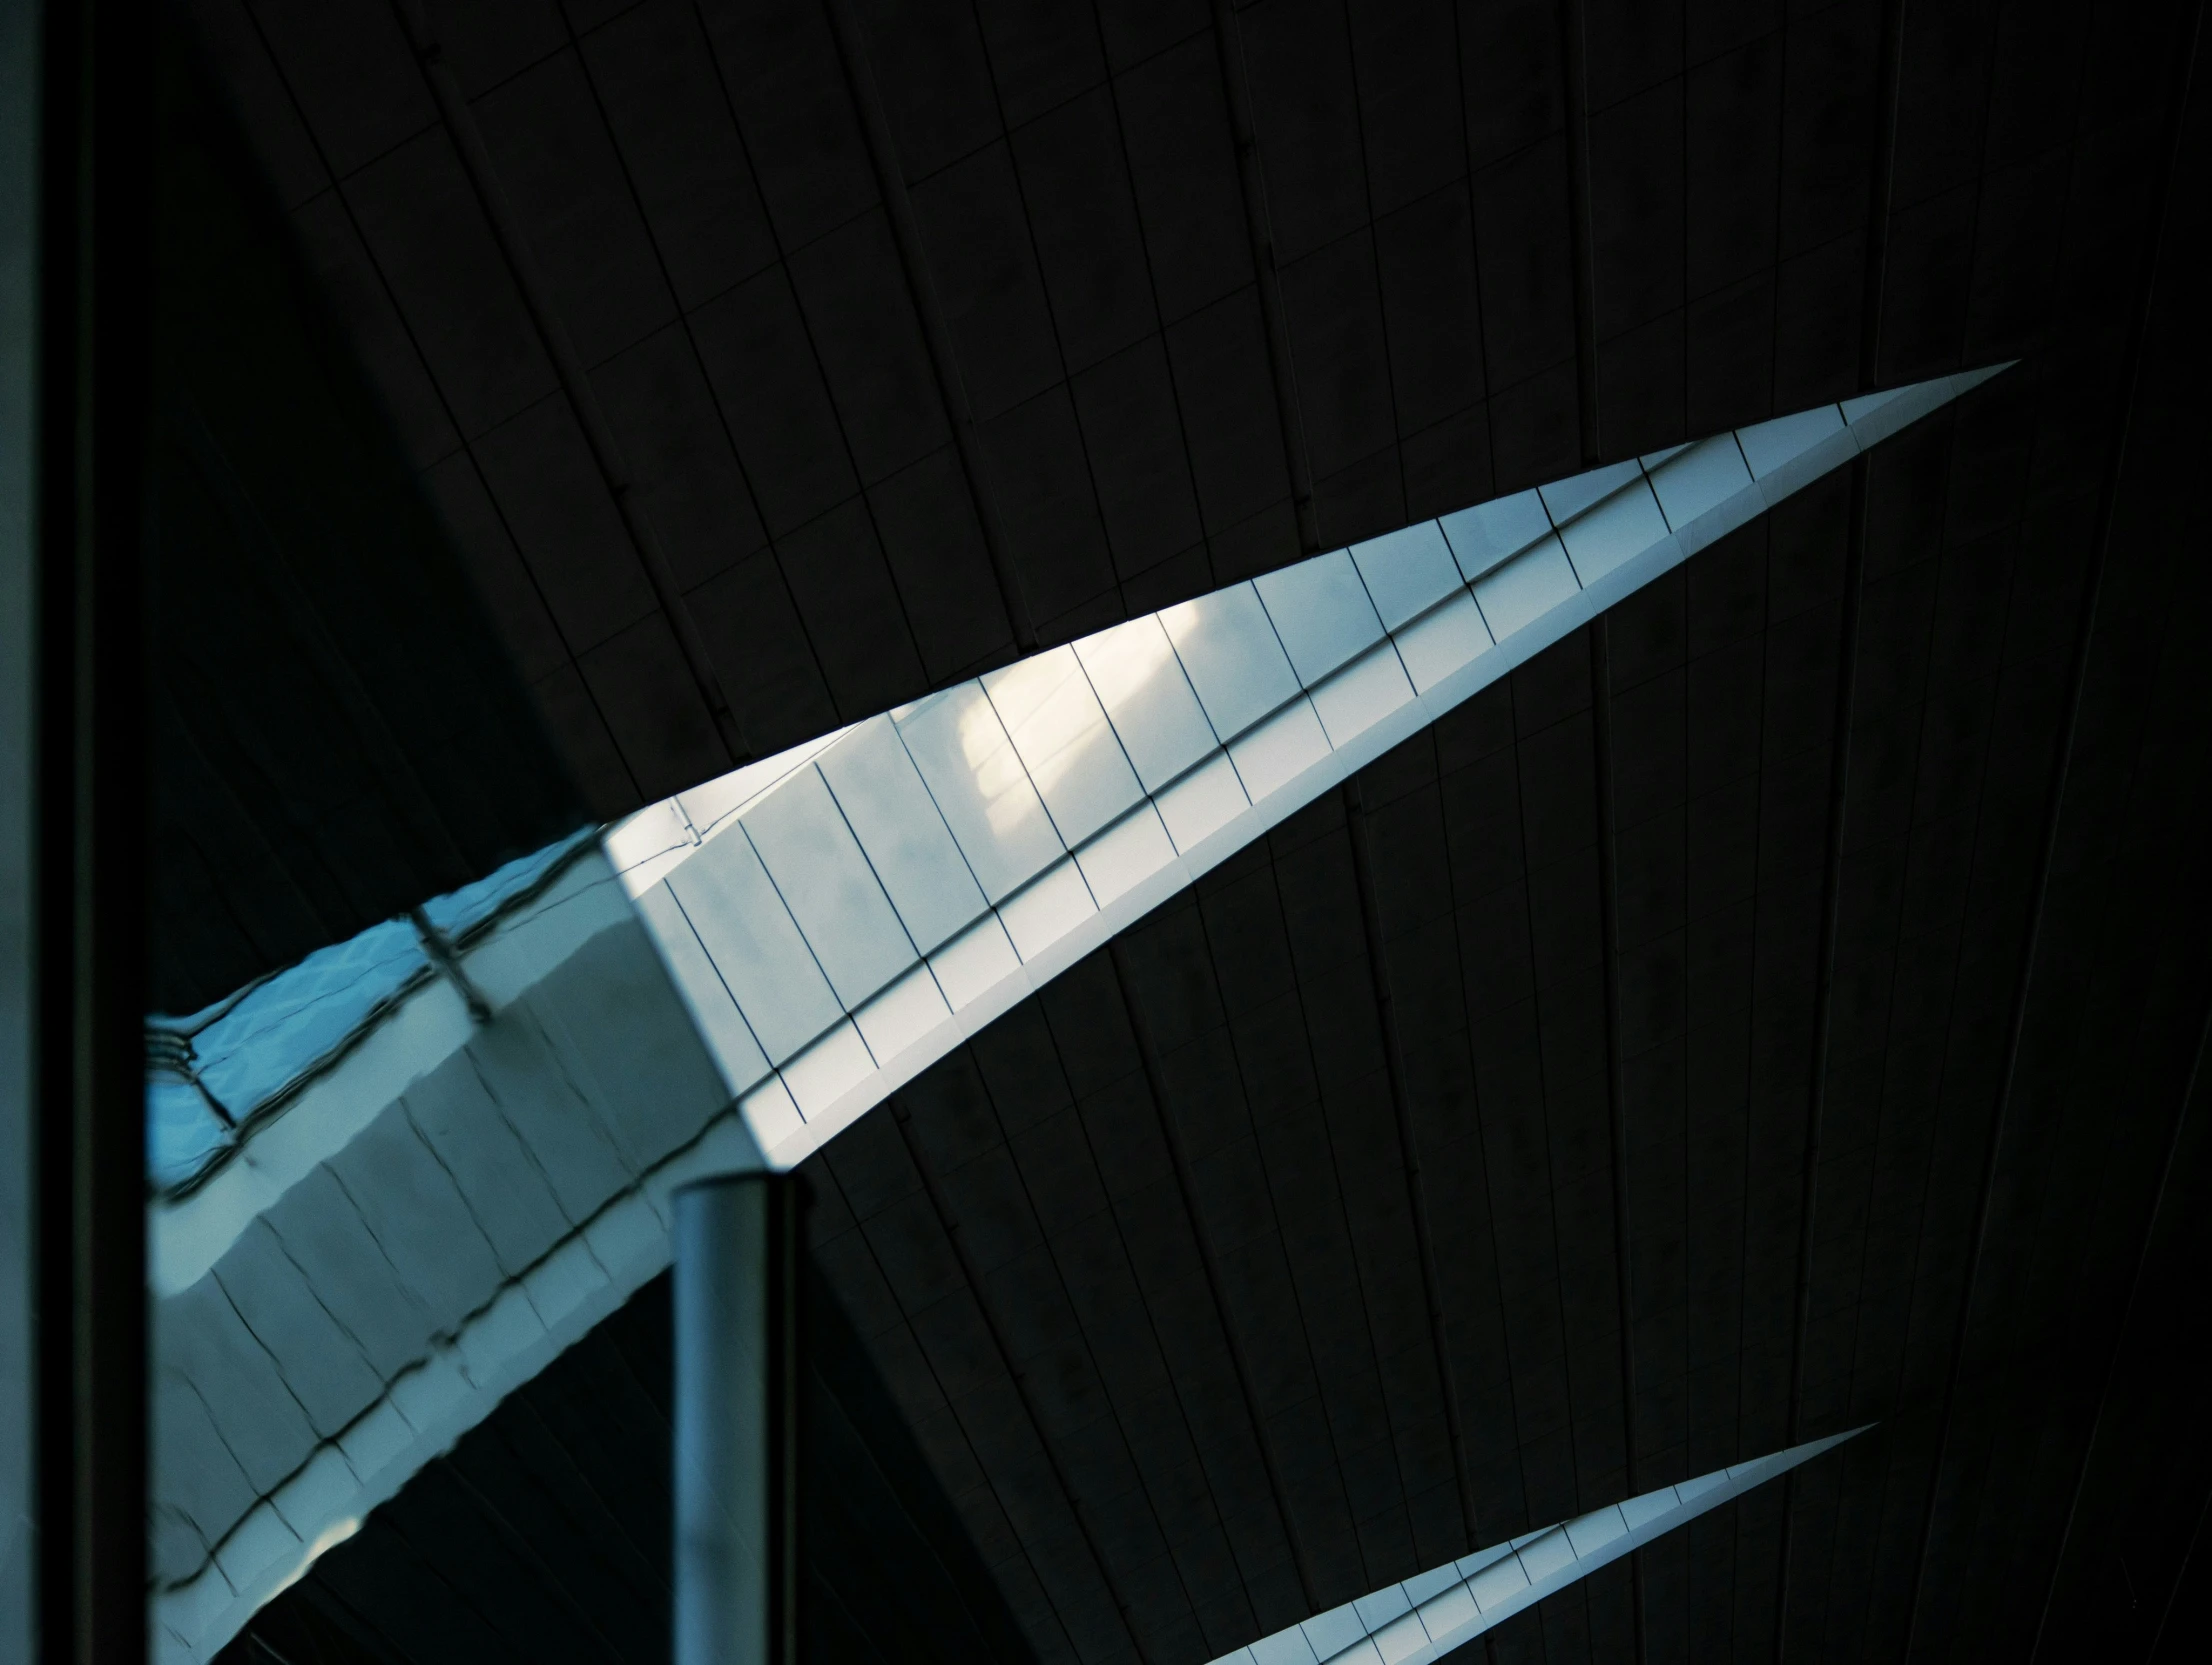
[605,368,2008,1175]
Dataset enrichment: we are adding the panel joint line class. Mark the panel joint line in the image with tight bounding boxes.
[1208,0,1322,555]
[882,1094,1152,1661]
[1107,941,1326,1612]
[2028,993,2212,1661]
[1857,0,1910,387]
[1558,0,1601,465]
[1900,5,2205,1647]
[1588,618,1646,1665]
[1342,777,1481,1550]
[1770,451,1872,1658]
[391,0,752,771]
[818,0,1040,654]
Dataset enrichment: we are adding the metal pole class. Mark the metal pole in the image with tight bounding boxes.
[1,4,39,1649]
[673,1173,799,1665]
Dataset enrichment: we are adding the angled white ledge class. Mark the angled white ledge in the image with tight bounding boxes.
[148,853,771,1664]
[1214,1428,1868,1665]
[611,367,2009,1173]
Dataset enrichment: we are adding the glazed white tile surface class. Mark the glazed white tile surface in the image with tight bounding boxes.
[607,368,2007,1175]
[1207,1429,1868,1665]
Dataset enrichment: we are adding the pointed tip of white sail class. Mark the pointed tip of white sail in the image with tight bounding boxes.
[1832,361,2014,454]
[1951,358,2018,396]
[601,365,2013,1183]
[1216,1425,1873,1665]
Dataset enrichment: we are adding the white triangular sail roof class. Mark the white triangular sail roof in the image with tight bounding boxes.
[1215,1428,1868,1665]
[151,370,1998,1663]
[611,368,2009,1173]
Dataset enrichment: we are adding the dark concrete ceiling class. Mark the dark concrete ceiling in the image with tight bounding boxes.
[780,335,2212,1665]
[181,0,2154,820]
[219,1267,1038,1665]
[183,1,2212,1662]
[150,33,586,1012]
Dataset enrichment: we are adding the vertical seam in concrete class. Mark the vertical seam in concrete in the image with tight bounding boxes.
[1427,718,1536,1544]
[390,0,751,769]
[1558,0,1601,464]
[171,399,474,883]
[1506,674,1583,1523]
[2028,994,2212,1662]
[397,1096,526,1279]
[1261,823,1422,1580]
[960,1028,1215,1643]
[1769,451,1871,1660]
[2147,1466,2212,1659]
[1587,617,1646,1665]
[233,2,642,803]
[1032,996,1270,1645]
[1899,4,2206,1648]
[882,1094,1151,1662]
[462,1042,590,1232]
[960,17,1134,627]
[815,0,1039,654]
[1857,0,1910,388]
[568,3,847,716]
[1445,0,1500,491]
[1095,54,1229,598]
[207,1260,344,1447]
[1207,0,1321,555]
[434,1454,632,1661]
[1341,777,1480,1554]
[1334,16,1411,523]
[1105,939,1325,1612]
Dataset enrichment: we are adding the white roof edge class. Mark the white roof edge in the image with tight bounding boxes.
[617,369,2005,1175]
[1229,1426,1874,1665]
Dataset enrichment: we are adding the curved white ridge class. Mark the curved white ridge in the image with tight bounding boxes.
[612,368,2007,1174]
[150,368,2000,1665]
[1212,1428,1869,1665]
